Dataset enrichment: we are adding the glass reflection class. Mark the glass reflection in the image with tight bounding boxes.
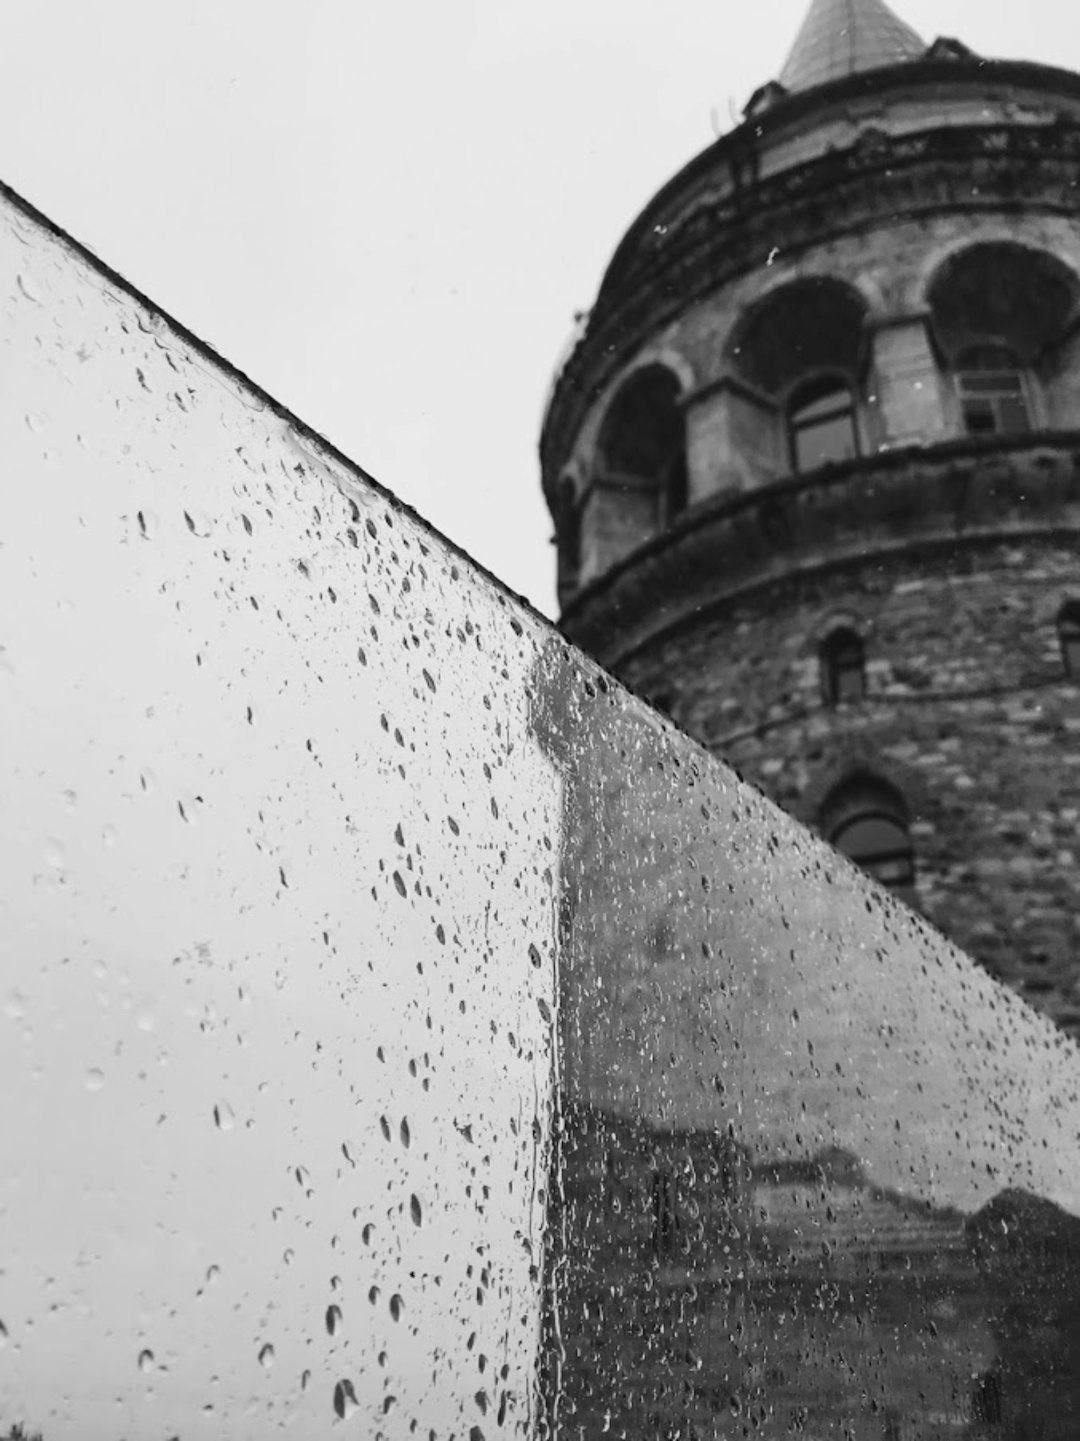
[530,638,1080,1439]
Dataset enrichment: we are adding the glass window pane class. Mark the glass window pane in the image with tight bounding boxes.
[834,815,910,866]
[960,373,1024,395]
[792,388,850,424]
[795,412,858,471]
[998,397,1031,433]
[963,401,998,434]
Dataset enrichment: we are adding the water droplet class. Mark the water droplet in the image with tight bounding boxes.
[258,1343,275,1370]
[368,1286,380,1305]
[301,1369,311,1392]
[0,1321,9,1348]
[379,1116,391,1141]
[183,507,213,538]
[213,1102,235,1132]
[206,1264,220,1285]
[325,1304,342,1336]
[138,1348,155,1373]
[84,1068,105,1092]
[361,1224,374,1246]
[400,1118,410,1149]
[529,944,543,969]
[283,1248,295,1266]
[333,1379,358,1420]
[536,997,553,1025]
[392,871,407,898]
[139,769,156,795]
[16,272,41,303]
[410,1193,423,1227]
[389,1294,404,1322]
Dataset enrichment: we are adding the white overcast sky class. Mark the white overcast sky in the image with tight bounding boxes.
[3,0,1078,617]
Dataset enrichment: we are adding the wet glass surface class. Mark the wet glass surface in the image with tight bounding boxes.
[3,182,1080,1441]
[0,190,559,1439]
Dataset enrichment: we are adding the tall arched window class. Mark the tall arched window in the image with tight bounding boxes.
[819,627,866,706]
[1058,600,1080,678]
[597,366,687,528]
[955,344,1031,436]
[820,774,915,899]
[788,377,859,474]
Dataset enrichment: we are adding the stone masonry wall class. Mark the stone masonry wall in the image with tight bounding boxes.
[618,539,1080,1035]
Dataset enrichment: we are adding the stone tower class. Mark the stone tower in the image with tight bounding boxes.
[540,0,1080,1037]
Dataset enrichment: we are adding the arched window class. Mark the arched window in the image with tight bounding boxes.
[788,377,859,474]
[1058,601,1080,678]
[821,775,915,899]
[597,366,687,528]
[819,627,866,706]
[955,344,1031,436]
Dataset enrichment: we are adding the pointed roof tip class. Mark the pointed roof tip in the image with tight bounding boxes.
[779,0,927,95]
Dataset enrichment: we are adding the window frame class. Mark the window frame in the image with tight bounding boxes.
[819,627,866,707]
[820,775,916,900]
[786,373,860,475]
[830,810,915,891]
[954,343,1033,438]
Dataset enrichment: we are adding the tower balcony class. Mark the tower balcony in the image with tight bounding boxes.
[560,430,1080,667]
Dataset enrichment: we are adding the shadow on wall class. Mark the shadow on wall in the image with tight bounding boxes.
[527,635,1080,1439]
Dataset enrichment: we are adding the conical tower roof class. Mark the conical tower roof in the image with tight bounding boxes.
[779,0,926,94]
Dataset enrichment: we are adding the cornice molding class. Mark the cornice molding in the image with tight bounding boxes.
[559,433,1080,667]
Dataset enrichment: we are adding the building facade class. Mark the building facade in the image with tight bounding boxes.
[540,0,1080,1039]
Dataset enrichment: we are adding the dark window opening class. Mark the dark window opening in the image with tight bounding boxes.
[820,627,866,705]
[832,813,914,891]
[597,365,687,532]
[821,775,915,901]
[789,377,859,473]
[955,345,1031,437]
[1058,601,1080,678]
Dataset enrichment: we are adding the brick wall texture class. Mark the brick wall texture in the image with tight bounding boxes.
[617,538,1080,1036]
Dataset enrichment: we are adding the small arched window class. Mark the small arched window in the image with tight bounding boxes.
[955,344,1031,436]
[820,628,866,706]
[821,775,915,898]
[1058,600,1080,678]
[788,377,859,474]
